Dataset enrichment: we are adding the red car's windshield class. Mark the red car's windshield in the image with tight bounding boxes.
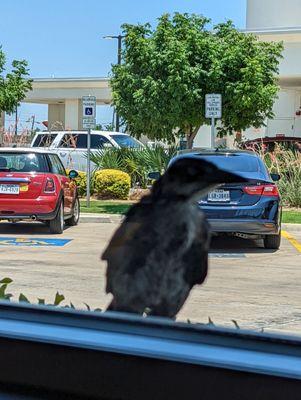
[0,153,49,173]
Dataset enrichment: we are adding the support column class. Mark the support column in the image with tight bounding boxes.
[48,104,65,131]
[65,99,79,130]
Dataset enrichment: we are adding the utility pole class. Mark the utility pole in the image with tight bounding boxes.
[31,115,35,134]
[15,105,18,136]
[103,34,125,132]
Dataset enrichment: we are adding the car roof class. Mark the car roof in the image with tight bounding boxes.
[35,130,130,136]
[0,147,57,155]
[176,148,258,158]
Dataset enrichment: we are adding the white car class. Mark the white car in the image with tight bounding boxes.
[31,130,143,171]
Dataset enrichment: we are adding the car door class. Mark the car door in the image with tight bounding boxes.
[48,154,74,215]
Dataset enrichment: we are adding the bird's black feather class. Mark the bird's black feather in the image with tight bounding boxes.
[102,157,246,318]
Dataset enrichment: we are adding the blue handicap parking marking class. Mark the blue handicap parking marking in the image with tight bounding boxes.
[209,253,246,258]
[0,237,72,247]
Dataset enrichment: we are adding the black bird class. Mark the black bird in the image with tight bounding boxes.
[102,157,246,318]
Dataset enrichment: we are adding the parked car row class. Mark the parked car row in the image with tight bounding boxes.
[0,143,282,249]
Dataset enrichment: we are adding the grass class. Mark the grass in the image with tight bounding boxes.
[80,200,133,214]
[80,199,301,223]
[282,210,301,224]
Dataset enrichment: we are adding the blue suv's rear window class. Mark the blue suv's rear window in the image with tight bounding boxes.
[198,154,260,173]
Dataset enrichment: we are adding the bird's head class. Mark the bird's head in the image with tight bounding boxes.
[152,157,248,201]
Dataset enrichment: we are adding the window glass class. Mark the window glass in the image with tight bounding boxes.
[109,134,141,148]
[49,154,66,175]
[198,154,260,173]
[0,152,49,172]
[32,134,57,147]
[59,134,87,149]
[91,135,111,149]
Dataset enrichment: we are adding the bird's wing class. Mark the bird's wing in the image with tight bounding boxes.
[102,198,151,260]
[102,200,155,293]
[182,215,211,287]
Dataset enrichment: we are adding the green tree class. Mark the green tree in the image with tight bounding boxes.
[0,46,32,114]
[110,14,283,148]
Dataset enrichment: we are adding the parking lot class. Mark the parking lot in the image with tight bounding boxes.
[0,220,300,335]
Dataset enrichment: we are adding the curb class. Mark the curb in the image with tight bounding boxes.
[79,214,301,230]
[282,223,301,232]
[80,213,124,223]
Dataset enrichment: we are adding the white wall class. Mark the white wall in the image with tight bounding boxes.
[247,0,301,29]
[279,43,301,76]
[243,88,301,140]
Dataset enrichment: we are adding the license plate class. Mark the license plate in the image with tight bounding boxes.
[0,184,20,194]
[208,189,230,202]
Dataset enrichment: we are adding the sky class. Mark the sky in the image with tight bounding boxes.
[1,0,246,130]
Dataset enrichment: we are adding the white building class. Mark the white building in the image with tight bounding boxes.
[195,0,301,147]
[242,0,301,144]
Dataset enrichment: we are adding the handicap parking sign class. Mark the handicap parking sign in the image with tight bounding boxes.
[84,107,93,116]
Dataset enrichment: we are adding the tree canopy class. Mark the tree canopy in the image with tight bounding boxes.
[0,46,32,114]
[110,13,283,148]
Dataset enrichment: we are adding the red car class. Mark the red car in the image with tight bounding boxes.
[0,148,80,234]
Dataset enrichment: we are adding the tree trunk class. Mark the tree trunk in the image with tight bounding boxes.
[185,126,200,149]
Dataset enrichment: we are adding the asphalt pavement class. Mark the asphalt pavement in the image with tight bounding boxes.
[0,218,300,335]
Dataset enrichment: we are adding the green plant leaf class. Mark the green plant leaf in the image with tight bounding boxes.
[232,320,240,329]
[94,308,102,312]
[38,298,45,305]
[0,277,13,284]
[0,284,8,299]
[54,292,65,306]
[19,293,30,303]
[84,303,91,311]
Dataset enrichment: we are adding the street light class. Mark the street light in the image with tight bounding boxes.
[103,34,125,132]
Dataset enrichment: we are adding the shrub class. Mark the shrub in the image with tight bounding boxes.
[249,144,301,208]
[93,169,131,200]
[89,145,178,188]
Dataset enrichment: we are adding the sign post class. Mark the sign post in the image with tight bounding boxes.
[82,96,96,208]
[205,94,222,149]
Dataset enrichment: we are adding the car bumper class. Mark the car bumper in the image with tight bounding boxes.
[0,196,59,221]
[207,219,280,235]
[200,199,281,236]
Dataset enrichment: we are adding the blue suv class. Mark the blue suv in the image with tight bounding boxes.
[170,149,281,249]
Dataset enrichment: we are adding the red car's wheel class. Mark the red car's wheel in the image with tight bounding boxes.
[48,201,64,234]
[66,197,80,226]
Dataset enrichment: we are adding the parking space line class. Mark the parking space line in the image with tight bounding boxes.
[282,231,301,253]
